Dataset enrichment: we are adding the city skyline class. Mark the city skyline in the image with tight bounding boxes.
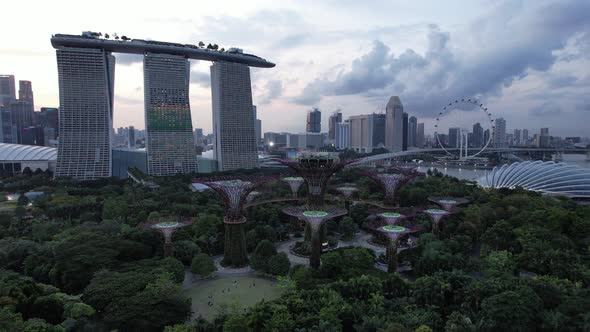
[0,0,589,137]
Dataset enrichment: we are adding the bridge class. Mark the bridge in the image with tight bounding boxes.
[348,148,590,167]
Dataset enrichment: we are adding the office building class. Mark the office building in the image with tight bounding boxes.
[253,105,262,146]
[37,107,59,143]
[448,128,460,148]
[385,96,404,152]
[18,80,34,103]
[335,121,350,150]
[0,75,16,106]
[328,111,342,140]
[521,129,529,146]
[538,128,551,148]
[408,116,417,148]
[493,117,506,148]
[472,122,483,148]
[144,53,197,176]
[513,129,521,146]
[484,129,490,146]
[264,132,287,148]
[0,108,15,143]
[350,113,386,153]
[402,112,408,151]
[211,62,258,171]
[306,108,321,133]
[416,123,424,148]
[128,125,135,148]
[54,48,115,179]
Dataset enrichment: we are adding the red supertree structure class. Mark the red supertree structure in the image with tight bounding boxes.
[275,153,356,208]
[282,206,347,269]
[427,196,470,212]
[365,216,421,272]
[194,175,276,267]
[362,167,423,207]
[141,218,193,257]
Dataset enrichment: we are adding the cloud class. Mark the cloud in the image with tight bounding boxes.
[530,102,563,117]
[191,71,210,88]
[293,0,590,118]
[258,80,283,104]
[115,53,142,65]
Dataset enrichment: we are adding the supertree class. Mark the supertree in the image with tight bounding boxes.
[281,176,305,197]
[335,186,358,212]
[362,167,423,207]
[275,154,355,208]
[424,208,451,237]
[141,219,193,257]
[282,206,347,269]
[195,176,276,267]
[366,218,420,272]
[428,196,470,212]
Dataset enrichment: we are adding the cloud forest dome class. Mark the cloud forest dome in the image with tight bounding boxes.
[478,161,590,198]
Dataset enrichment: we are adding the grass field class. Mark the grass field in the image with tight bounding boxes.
[187,276,285,320]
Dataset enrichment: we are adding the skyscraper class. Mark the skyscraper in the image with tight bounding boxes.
[144,53,197,176]
[448,128,460,148]
[328,111,342,140]
[484,129,490,146]
[493,117,506,148]
[0,75,16,107]
[55,48,115,180]
[408,116,417,147]
[385,96,404,152]
[402,112,408,151]
[129,126,135,148]
[521,129,529,146]
[253,105,261,146]
[211,62,258,171]
[306,108,321,133]
[335,121,350,150]
[18,80,34,104]
[538,128,551,148]
[416,123,425,148]
[472,122,483,148]
[350,113,385,153]
[513,129,521,146]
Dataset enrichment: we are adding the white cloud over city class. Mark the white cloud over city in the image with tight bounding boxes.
[0,0,589,136]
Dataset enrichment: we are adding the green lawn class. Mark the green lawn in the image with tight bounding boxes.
[186,276,285,320]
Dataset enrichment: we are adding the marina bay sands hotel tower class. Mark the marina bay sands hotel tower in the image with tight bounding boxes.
[51,32,274,180]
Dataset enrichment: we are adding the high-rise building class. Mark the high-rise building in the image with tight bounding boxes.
[416,123,424,148]
[493,117,506,148]
[538,128,551,148]
[144,54,197,175]
[328,111,342,140]
[472,122,483,148]
[484,129,490,146]
[21,126,44,146]
[350,113,385,153]
[408,116,417,148]
[521,129,529,146]
[128,126,135,148]
[402,112,408,151]
[306,108,321,133]
[54,48,115,179]
[0,75,16,107]
[9,99,34,143]
[253,105,262,146]
[335,121,350,150]
[0,107,15,143]
[448,128,460,148]
[211,62,258,171]
[385,96,404,152]
[18,80,34,104]
[513,129,521,146]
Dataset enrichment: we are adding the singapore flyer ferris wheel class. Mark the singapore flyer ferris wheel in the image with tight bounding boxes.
[434,98,494,160]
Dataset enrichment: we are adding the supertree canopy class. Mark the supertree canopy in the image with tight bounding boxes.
[428,196,470,212]
[363,167,423,207]
[195,175,276,267]
[276,153,355,207]
[424,208,451,237]
[142,219,193,257]
[282,176,305,197]
[336,186,358,199]
[366,218,420,272]
[282,206,347,269]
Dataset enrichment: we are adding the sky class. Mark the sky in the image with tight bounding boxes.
[1,0,589,137]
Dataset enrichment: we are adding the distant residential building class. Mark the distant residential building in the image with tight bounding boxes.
[335,121,350,150]
[408,116,417,147]
[493,118,506,148]
[306,108,321,133]
[328,111,342,140]
[416,123,425,148]
[385,96,404,152]
[129,126,135,148]
[211,62,258,171]
[513,129,521,146]
[521,129,529,146]
[350,113,386,153]
[537,128,551,148]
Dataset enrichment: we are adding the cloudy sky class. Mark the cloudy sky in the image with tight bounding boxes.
[1,0,589,137]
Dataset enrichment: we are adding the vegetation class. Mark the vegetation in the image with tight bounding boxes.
[0,170,588,331]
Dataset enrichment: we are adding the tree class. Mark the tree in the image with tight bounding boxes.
[172,240,200,265]
[338,217,357,240]
[482,250,516,277]
[480,289,542,332]
[102,198,129,221]
[444,311,476,332]
[268,253,290,276]
[191,254,217,278]
[250,240,277,272]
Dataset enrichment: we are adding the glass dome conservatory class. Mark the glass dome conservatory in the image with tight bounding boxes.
[478,161,590,198]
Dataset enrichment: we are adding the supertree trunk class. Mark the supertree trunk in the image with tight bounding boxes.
[386,240,399,273]
[223,223,248,267]
[309,222,322,269]
[164,242,173,257]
